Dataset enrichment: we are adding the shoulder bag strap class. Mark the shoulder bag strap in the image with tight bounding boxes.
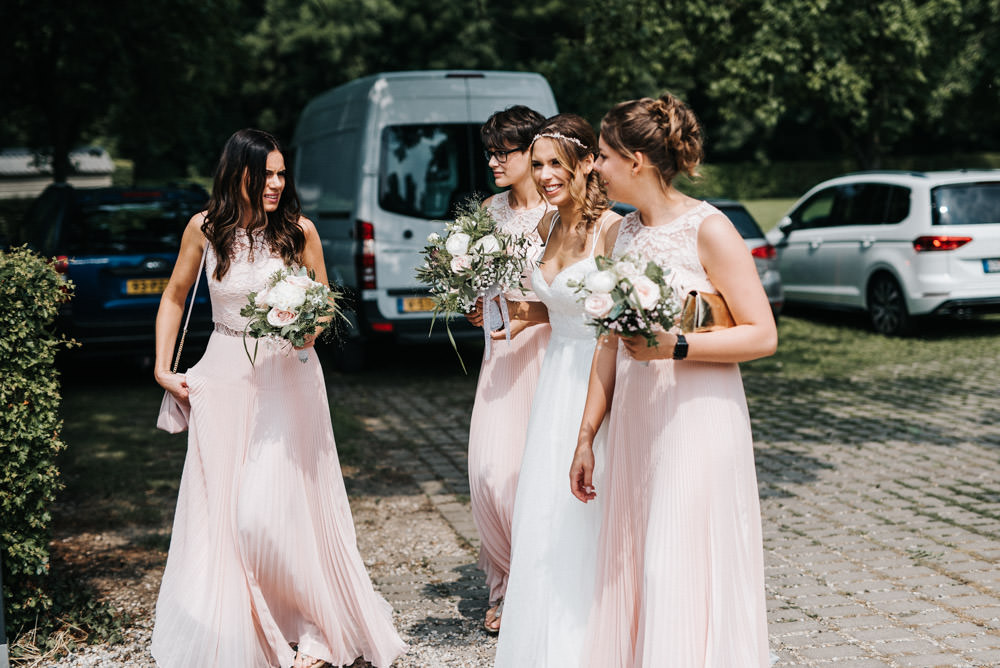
[171,242,209,374]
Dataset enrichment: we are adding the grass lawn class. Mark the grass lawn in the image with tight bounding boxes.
[743,198,798,232]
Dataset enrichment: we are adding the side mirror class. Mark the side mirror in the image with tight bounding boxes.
[777,216,795,235]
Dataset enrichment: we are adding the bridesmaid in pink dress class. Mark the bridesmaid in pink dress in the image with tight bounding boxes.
[570,95,777,667]
[152,129,405,668]
[465,106,551,633]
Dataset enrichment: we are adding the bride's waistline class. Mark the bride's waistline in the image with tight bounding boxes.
[212,322,245,337]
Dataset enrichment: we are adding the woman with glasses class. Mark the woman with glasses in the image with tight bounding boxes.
[466,105,551,633]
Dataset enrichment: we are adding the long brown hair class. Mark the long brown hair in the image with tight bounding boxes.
[600,93,703,190]
[530,113,609,232]
[202,128,304,279]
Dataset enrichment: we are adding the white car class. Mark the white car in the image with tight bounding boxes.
[768,170,1000,335]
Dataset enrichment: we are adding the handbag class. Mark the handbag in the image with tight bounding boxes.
[679,289,735,333]
[156,243,208,433]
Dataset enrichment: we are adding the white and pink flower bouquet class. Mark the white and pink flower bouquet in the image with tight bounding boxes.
[569,254,680,347]
[415,198,532,370]
[239,266,343,365]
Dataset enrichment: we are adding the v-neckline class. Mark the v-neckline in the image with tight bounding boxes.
[535,255,594,288]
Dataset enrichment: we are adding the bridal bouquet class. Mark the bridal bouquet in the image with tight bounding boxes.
[239,266,343,365]
[415,198,532,369]
[569,254,680,347]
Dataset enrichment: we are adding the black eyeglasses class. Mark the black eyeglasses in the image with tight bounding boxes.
[484,147,524,164]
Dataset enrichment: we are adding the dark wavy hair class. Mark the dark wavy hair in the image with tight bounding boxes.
[481,105,546,151]
[600,93,703,190]
[202,128,304,280]
[530,113,609,232]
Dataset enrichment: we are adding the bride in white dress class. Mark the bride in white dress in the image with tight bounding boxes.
[495,114,621,667]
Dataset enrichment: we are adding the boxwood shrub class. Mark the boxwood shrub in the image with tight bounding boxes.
[0,245,74,636]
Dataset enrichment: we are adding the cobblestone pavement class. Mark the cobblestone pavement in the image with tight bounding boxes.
[331,348,1000,668]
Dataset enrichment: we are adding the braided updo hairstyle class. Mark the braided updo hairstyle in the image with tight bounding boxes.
[531,113,609,232]
[600,92,703,189]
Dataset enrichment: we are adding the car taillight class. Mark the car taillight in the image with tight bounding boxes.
[355,220,376,289]
[912,236,972,252]
[52,255,69,274]
[371,322,394,333]
[751,244,776,260]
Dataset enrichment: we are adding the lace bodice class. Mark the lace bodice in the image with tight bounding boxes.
[612,202,720,304]
[205,231,287,333]
[487,191,549,300]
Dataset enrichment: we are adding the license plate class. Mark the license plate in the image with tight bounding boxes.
[126,278,170,295]
[984,258,1000,273]
[398,296,435,313]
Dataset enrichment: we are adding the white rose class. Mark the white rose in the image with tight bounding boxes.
[254,287,270,308]
[584,293,615,318]
[427,232,441,243]
[584,270,617,294]
[445,232,471,256]
[450,254,472,272]
[615,259,641,279]
[266,308,300,327]
[471,234,501,255]
[631,276,661,310]
[264,281,307,310]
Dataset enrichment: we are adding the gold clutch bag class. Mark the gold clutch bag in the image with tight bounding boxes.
[679,290,735,333]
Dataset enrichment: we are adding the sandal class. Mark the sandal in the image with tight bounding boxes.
[293,650,328,668]
[484,598,504,633]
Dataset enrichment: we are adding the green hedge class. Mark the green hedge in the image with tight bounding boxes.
[0,245,74,636]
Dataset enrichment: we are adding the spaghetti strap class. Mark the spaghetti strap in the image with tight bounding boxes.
[544,211,560,246]
[589,212,610,259]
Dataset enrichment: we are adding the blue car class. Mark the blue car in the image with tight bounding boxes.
[18,183,212,357]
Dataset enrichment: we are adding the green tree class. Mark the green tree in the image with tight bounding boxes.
[709,0,966,168]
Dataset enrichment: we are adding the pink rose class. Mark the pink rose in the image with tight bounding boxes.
[285,274,315,289]
[450,254,472,272]
[266,308,300,327]
[584,293,614,318]
[631,276,661,310]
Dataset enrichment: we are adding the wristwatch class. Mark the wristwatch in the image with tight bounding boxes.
[672,333,688,360]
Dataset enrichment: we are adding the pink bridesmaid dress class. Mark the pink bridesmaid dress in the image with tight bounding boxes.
[467,191,551,607]
[585,204,769,667]
[151,231,406,668]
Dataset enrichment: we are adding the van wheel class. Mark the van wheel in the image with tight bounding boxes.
[331,337,366,373]
[868,274,910,336]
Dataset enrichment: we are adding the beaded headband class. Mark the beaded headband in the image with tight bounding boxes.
[531,131,588,150]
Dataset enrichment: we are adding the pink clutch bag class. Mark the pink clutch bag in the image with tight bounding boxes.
[156,243,207,433]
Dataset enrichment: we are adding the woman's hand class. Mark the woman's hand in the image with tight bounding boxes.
[465,297,485,327]
[155,370,190,404]
[621,330,678,361]
[294,329,319,350]
[569,439,597,503]
[490,318,533,340]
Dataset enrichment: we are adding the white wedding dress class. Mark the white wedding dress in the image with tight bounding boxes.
[495,213,606,667]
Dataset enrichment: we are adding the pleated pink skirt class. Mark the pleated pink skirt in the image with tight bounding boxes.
[585,350,768,668]
[151,332,406,668]
[467,323,550,604]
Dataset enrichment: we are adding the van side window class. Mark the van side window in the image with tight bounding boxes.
[838,183,911,225]
[379,124,489,219]
[297,132,359,216]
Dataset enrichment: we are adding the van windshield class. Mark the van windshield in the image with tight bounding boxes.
[931,182,1000,225]
[379,124,493,219]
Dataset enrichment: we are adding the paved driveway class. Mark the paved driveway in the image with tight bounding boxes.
[330,342,1000,667]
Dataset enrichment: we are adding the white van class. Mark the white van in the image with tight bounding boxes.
[291,70,558,367]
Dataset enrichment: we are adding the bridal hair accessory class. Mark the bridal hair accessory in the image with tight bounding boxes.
[531,132,588,150]
[157,242,208,433]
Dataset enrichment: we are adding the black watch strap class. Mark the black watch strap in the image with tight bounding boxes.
[673,333,689,360]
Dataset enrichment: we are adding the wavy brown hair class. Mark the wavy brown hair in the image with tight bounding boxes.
[530,113,609,232]
[600,93,703,190]
[202,129,304,280]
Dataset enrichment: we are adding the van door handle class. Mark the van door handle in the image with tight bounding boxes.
[808,239,823,250]
[860,236,875,249]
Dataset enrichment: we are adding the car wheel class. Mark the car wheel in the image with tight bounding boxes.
[868,274,910,336]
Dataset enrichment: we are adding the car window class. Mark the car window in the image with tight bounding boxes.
[379,124,492,219]
[62,199,199,255]
[791,188,837,229]
[718,206,764,240]
[296,130,359,216]
[931,182,1000,225]
[838,183,911,225]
